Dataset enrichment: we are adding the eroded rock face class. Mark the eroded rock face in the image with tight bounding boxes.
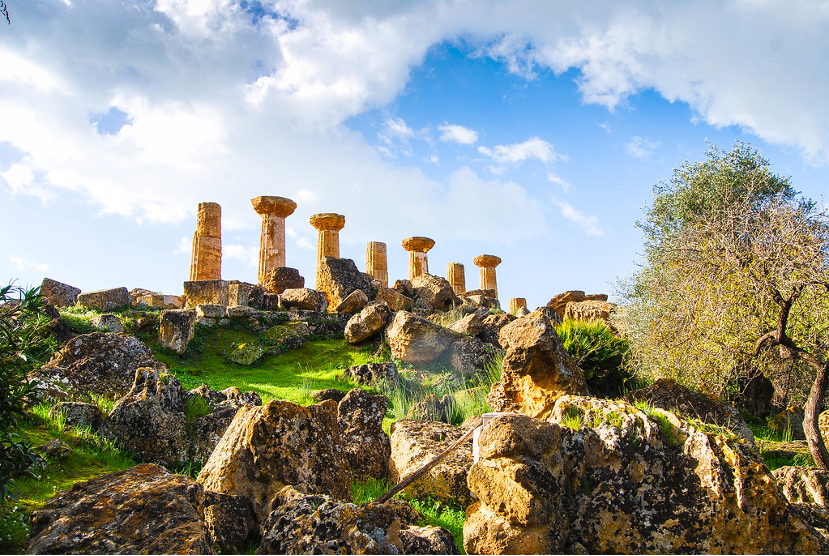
[317,256,372,310]
[411,274,458,313]
[77,287,131,312]
[258,486,459,555]
[198,399,352,521]
[278,287,327,312]
[450,335,498,378]
[546,290,607,318]
[464,398,828,555]
[385,311,461,365]
[40,277,81,308]
[564,299,615,322]
[487,310,588,419]
[50,402,103,431]
[774,466,829,507]
[158,309,196,354]
[27,463,214,555]
[338,389,390,481]
[448,310,486,336]
[30,332,165,402]
[344,302,393,344]
[390,419,474,507]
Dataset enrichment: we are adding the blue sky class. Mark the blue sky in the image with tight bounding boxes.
[1,1,828,309]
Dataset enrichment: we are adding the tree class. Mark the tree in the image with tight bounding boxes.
[617,142,829,468]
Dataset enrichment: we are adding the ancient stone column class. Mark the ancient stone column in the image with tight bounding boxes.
[473,254,502,298]
[402,237,435,281]
[189,202,222,281]
[251,196,297,286]
[310,213,346,290]
[509,297,527,314]
[366,241,388,287]
[447,262,465,295]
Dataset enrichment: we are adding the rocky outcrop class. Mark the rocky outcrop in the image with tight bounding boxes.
[487,310,588,419]
[390,419,474,507]
[27,463,214,554]
[203,491,259,554]
[448,310,485,336]
[278,287,327,312]
[385,311,461,365]
[77,287,131,312]
[342,362,399,388]
[158,309,196,354]
[91,313,124,333]
[774,466,829,507]
[258,485,458,555]
[564,299,615,322]
[338,389,390,481]
[317,256,372,310]
[40,277,81,307]
[411,274,458,313]
[464,398,828,555]
[476,313,515,348]
[30,332,165,402]
[334,288,369,314]
[198,399,352,521]
[344,302,393,344]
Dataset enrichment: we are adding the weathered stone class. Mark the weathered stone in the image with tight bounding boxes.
[189,201,222,281]
[392,279,415,299]
[50,402,103,431]
[461,293,501,311]
[473,254,502,299]
[564,299,615,322]
[265,322,308,352]
[547,290,608,318]
[390,419,474,507]
[135,293,164,308]
[91,313,123,333]
[226,305,262,321]
[335,288,369,314]
[227,342,264,365]
[35,438,73,460]
[342,362,399,388]
[228,281,264,308]
[487,309,588,419]
[411,273,458,312]
[536,305,563,325]
[184,279,228,307]
[464,400,828,555]
[402,236,435,281]
[311,388,346,403]
[30,332,164,402]
[203,491,258,554]
[252,195,297,286]
[338,389,390,481]
[774,466,829,507]
[448,310,485,336]
[475,312,516,348]
[366,241,388,287]
[626,378,755,443]
[196,304,225,319]
[159,309,196,355]
[77,287,131,312]
[344,302,393,344]
[375,285,414,312]
[310,213,346,290]
[263,266,305,294]
[40,277,81,307]
[385,311,462,365]
[515,306,530,317]
[278,287,327,312]
[447,262,466,295]
[163,294,185,308]
[27,463,214,555]
[198,399,353,521]
[450,335,498,377]
[508,297,527,314]
[257,486,458,555]
[316,256,372,310]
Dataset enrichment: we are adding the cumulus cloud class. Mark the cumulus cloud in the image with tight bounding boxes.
[552,198,604,236]
[224,244,259,267]
[9,256,49,273]
[624,136,661,159]
[438,123,479,145]
[478,137,563,166]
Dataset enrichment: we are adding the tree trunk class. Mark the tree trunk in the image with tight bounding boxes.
[803,362,829,470]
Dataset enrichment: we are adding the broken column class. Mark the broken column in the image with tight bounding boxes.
[251,196,297,286]
[447,262,465,295]
[366,241,388,287]
[402,237,435,281]
[509,297,527,314]
[473,254,502,299]
[189,202,222,281]
[310,213,346,290]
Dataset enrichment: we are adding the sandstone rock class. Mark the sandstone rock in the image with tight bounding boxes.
[77,287,131,312]
[184,279,229,307]
[774,466,829,507]
[50,402,103,430]
[129,287,156,304]
[476,312,516,348]
[385,311,461,365]
[317,256,372,310]
[392,279,415,298]
[228,281,265,308]
[411,274,458,312]
[40,277,80,307]
[536,305,563,325]
[487,310,587,419]
[163,294,185,308]
[265,322,308,352]
[91,313,124,333]
[564,299,615,322]
[461,293,501,311]
[626,378,755,443]
[342,362,399,388]
[448,310,485,336]
[35,438,72,460]
[278,287,327,312]
[263,267,305,294]
[27,463,214,555]
[198,399,352,521]
[450,335,498,378]
[344,302,393,344]
[135,293,165,308]
[158,309,196,354]
[546,289,586,317]
[31,332,165,402]
[515,306,530,317]
[258,485,458,555]
[196,304,226,319]
[375,285,414,312]
[465,400,828,555]
[334,288,369,314]
[226,305,263,321]
[338,389,390,481]
[203,491,258,554]
[390,419,474,507]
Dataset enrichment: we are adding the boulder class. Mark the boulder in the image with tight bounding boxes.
[263,267,305,294]
[35,438,72,460]
[90,313,123,333]
[411,274,458,312]
[626,378,755,443]
[226,305,263,321]
[77,287,131,312]
[448,310,486,336]
[158,309,196,354]
[515,306,530,317]
[564,299,615,322]
[203,491,258,554]
[344,302,393,344]
[392,279,415,299]
[334,288,369,314]
[228,281,265,308]
[311,388,346,403]
[40,277,81,307]
[342,362,399,388]
[487,310,588,419]
[774,466,829,507]
[184,279,229,307]
[375,286,414,312]
[389,419,474,507]
[27,463,214,555]
[258,485,459,555]
[476,313,516,348]
[449,335,498,378]
[226,342,264,365]
[464,399,828,555]
[535,305,563,325]
[461,293,501,311]
[49,402,103,431]
[338,389,390,481]
[546,290,608,318]
[278,287,327,312]
[385,311,462,365]
[30,332,165,402]
[317,256,372,310]
[198,399,352,521]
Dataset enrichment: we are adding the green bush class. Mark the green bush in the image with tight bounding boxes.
[555,318,631,397]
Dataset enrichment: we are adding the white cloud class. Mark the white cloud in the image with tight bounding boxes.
[478,137,563,166]
[547,173,571,193]
[552,198,604,236]
[624,136,660,159]
[438,123,479,145]
[175,236,192,255]
[224,244,259,267]
[9,256,49,273]
[384,117,415,138]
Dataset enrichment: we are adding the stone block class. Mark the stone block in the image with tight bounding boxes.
[228,281,265,308]
[91,314,124,333]
[40,278,81,308]
[162,295,185,308]
[263,267,305,294]
[135,293,165,308]
[158,309,196,354]
[184,280,228,307]
[77,287,131,312]
[196,304,226,319]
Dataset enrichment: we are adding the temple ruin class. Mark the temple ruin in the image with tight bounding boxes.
[310,213,346,290]
[366,241,388,287]
[251,196,297,286]
[402,236,434,281]
[189,202,222,281]
[447,262,465,295]
[509,297,527,314]
[473,254,501,299]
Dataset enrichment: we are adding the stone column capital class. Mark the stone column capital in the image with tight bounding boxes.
[251,196,297,218]
[402,236,435,253]
[473,254,502,268]
[310,213,345,231]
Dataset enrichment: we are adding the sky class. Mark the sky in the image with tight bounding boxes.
[1,0,828,310]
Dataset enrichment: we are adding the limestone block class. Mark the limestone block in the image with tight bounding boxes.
[196,304,226,319]
[564,299,615,322]
[337,389,390,481]
[411,274,458,312]
[228,281,264,308]
[263,267,304,294]
[508,297,527,314]
[159,309,196,355]
[135,293,165,308]
[40,278,81,307]
[335,289,369,314]
[278,288,328,312]
[385,311,462,364]
[162,295,184,308]
[344,302,393,344]
[77,287,131,312]
[91,313,124,333]
[375,286,414,312]
[316,256,372,310]
[184,280,228,307]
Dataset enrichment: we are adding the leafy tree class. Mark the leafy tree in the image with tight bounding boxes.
[1,284,55,500]
[617,142,829,468]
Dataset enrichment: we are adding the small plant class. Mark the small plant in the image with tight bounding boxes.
[184,396,212,422]
[561,406,584,430]
[651,412,684,448]
[555,318,631,397]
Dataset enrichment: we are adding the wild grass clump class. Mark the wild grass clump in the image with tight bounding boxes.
[555,318,631,397]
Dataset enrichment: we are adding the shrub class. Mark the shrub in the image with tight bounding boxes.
[555,318,631,397]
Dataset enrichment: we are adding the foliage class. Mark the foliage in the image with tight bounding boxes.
[184,396,212,422]
[555,318,630,396]
[560,406,583,430]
